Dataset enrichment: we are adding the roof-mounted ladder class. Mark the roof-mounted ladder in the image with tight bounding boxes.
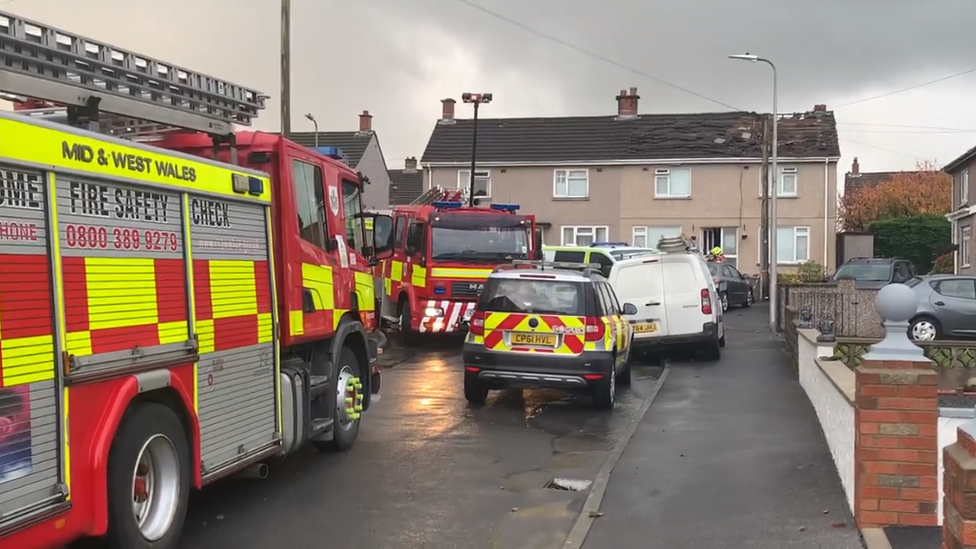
[0,9,266,138]
[410,185,468,206]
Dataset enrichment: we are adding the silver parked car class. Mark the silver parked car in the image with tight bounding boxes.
[906,275,976,341]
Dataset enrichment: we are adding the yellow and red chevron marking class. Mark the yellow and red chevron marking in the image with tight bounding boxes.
[0,254,55,387]
[483,313,585,354]
[62,256,189,356]
[193,259,273,353]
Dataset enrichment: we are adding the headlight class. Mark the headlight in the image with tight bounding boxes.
[424,307,444,317]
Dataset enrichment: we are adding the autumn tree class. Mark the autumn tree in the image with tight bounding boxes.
[839,161,952,232]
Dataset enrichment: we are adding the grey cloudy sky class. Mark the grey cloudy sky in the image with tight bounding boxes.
[9,0,976,176]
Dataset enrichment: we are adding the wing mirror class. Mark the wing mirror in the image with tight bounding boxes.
[622,302,638,315]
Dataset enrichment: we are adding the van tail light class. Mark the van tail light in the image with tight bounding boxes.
[584,317,605,342]
[700,289,712,315]
[469,311,486,335]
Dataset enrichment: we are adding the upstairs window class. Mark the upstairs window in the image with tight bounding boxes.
[553,169,588,198]
[457,169,491,198]
[654,168,691,198]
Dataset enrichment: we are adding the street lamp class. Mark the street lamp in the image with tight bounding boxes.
[461,92,492,206]
[304,113,318,146]
[729,52,778,332]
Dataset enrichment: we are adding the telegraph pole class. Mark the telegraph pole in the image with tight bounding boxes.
[280,0,291,137]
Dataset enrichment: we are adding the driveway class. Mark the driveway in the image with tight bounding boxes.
[580,305,863,548]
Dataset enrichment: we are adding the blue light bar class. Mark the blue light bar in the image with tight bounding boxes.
[490,203,520,212]
[312,146,345,160]
[432,201,463,209]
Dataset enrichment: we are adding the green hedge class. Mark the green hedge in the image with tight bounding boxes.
[867,214,952,273]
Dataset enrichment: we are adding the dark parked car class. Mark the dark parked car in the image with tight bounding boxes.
[831,257,916,289]
[905,275,976,341]
[706,262,755,311]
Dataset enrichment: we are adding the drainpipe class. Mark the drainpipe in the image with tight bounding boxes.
[823,157,829,269]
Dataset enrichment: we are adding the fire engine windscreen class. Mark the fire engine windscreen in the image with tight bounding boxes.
[429,213,530,261]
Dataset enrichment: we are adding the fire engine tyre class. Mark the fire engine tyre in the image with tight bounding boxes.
[316,346,362,452]
[399,299,421,347]
[106,402,190,549]
[464,373,489,405]
[592,367,616,410]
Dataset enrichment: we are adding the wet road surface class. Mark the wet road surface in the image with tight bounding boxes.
[177,335,664,549]
[582,305,863,549]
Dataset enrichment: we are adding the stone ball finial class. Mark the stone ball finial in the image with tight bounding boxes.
[875,283,918,323]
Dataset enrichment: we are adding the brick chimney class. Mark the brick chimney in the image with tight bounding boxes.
[358,110,372,132]
[813,104,827,112]
[439,98,456,124]
[851,157,860,175]
[616,87,640,119]
[404,157,417,173]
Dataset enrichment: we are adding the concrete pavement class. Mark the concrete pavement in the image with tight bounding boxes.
[581,305,864,549]
[176,337,664,549]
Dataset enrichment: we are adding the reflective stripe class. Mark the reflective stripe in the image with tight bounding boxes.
[411,264,427,288]
[430,268,493,279]
[418,300,476,333]
[482,313,585,354]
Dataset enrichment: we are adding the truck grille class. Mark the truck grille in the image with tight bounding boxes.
[452,281,484,299]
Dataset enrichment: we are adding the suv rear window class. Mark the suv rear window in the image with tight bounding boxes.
[479,277,588,316]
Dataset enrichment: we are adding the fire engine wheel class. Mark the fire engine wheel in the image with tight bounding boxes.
[399,299,421,347]
[314,346,362,452]
[106,402,190,549]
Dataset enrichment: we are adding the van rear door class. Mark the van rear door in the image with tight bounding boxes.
[612,258,668,338]
[661,256,707,336]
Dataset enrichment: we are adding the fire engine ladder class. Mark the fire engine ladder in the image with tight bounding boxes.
[410,185,469,205]
[0,9,266,142]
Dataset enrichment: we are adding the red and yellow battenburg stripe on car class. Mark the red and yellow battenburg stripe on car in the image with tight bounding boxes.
[0,254,55,387]
[482,313,587,354]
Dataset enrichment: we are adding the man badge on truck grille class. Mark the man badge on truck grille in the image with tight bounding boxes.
[469,282,484,294]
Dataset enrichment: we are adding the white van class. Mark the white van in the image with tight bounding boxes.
[608,243,725,360]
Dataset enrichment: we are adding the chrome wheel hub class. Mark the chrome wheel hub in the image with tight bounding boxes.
[131,434,180,541]
[336,366,363,430]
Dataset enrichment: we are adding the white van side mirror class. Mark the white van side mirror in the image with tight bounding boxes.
[622,302,638,315]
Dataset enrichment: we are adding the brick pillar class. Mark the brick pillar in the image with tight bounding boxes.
[855,359,939,528]
[944,424,976,548]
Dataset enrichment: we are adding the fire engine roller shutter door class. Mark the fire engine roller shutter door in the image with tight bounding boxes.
[0,166,63,520]
[188,195,275,476]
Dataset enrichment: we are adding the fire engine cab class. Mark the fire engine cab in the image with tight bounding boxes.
[371,187,540,345]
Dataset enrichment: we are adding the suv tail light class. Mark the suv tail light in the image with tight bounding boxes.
[700,288,712,314]
[469,311,486,335]
[584,317,605,342]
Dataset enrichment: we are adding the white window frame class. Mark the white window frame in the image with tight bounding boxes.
[632,226,647,247]
[632,225,682,248]
[553,169,589,199]
[761,226,810,264]
[962,170,970,205]
[456,169,491,198]
[760,167,798,197]
[654,168,692,198]
[963,226,972,268]
[561,225,609,246]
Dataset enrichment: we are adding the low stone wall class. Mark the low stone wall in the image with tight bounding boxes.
[780,279,882,338]
[797,329,855,512]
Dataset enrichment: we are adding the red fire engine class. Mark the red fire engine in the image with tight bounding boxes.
[0,10,383,549]
[372,187,540,345]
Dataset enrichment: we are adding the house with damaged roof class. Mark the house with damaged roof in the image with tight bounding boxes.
[419,87,841,273]
[290,110,392,209]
